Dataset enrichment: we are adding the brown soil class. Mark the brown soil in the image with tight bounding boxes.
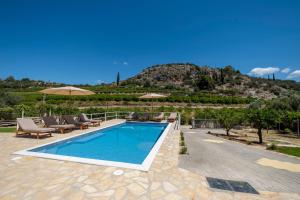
[208,128,300,148]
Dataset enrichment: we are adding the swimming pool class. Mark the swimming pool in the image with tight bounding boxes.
[15,121,171,171]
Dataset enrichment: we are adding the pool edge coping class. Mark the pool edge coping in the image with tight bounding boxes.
[14,121,172,171]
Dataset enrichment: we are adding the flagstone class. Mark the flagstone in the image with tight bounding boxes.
[127,182,147,196]
[163,193,185,200]
[150,182,161,191]
[77,175,88,182]
[87,189,114,197]
[81,185,98,193]
[163,181,177,192]
[114,187,127,200]
[84,178,98,185]
[64,191,85,200]
[138,181,149,189]
[150,188,166,199]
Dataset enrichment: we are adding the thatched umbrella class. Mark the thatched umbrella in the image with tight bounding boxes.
[40,86,95,96]
[39,86,95,115]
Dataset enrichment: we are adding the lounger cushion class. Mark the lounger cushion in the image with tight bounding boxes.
[49,124,75,129]
[63,116,91,128]
[17,118,38,130]
[79,114,100,124]
[154,112,164,119]
[168,113,177,119]
[81,122,91,126]
[79,114,90,122]
[22,127,55,133]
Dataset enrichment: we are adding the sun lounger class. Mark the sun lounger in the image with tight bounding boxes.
[167,112,177,122]
[140,113,150,121]
[125,112,135,121]
[16,118,54,139]
[62,115,90,130]
[79,113,101,126]
[153,112,164,122]
[126,112,139,121]
[43,116,75,134]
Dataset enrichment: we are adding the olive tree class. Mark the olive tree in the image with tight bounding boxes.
[217,108,243,136]
[287,112,300,137]
[246,100,277,144]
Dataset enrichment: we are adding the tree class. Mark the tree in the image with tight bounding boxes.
[289,95,300,111]
[272,73,275,81]
[223,65,234,74]
[5,76,15,82]
[262,108,280,134]
[217,108,243,136]
[197,75,215,90]
[143,80,151,87]
[287,112,300,137]
[220,68,224,84]
[116,72,120,86]
[247,100,269,143]
[0,91,21,107]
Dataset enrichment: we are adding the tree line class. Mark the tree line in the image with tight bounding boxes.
[192,95,300,143]
[14,92,253,105]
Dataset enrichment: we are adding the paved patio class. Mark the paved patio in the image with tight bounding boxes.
[0,121,299,199]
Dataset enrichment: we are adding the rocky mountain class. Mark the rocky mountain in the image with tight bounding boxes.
[122,63,300,99]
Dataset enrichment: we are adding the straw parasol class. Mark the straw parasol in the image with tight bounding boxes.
[40,86,95,96]
[39,86,95,115]
[139,93,168,114]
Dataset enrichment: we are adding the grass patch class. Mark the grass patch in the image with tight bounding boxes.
[275,146,300,157]
[0,127,16,133]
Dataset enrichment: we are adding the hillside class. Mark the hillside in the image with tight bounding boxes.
[1,63,300,100]
[122,63,300,99]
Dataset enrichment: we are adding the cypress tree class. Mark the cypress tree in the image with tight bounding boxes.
[272,73,275,81]
[220,68,224,84]
[116,72,120,86]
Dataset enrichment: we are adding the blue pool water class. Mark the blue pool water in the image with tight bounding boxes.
[30,122,168,164]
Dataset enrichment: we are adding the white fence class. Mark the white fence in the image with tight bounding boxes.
[86,111,181,130]
[12,111,181,130]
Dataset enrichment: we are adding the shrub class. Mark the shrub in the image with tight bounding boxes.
[180,140,185,146]
[283,128,292,134]
[180,132,185,141]
[0,107,15,120]
[179,146,188,154]
[179,131,188,154]
[15,104,38,117]
[246,141,252,145]
[266,143,277,150]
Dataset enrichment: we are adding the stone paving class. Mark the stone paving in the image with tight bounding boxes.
[0,120,299,200]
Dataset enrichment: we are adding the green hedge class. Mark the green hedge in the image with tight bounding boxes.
[14,92,253,105]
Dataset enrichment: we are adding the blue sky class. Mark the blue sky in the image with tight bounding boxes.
[0,0,300,84]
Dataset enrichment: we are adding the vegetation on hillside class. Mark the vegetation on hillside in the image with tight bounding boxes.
[2,64,299,98]
[0,76,65,91]
[11,91,253,106]
[0,63,300,144]
[123,63,300,99]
